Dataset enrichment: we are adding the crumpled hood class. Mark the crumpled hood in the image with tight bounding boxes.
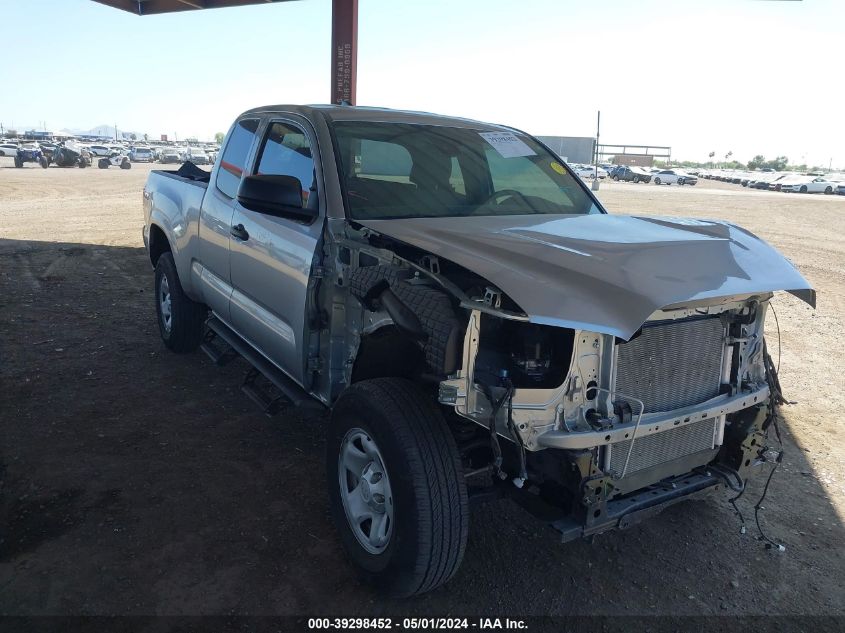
[357,214,816,339]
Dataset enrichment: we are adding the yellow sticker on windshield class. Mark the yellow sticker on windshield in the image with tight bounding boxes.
[550,161,566,175]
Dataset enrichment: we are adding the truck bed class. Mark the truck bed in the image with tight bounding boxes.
[151,161,212,186]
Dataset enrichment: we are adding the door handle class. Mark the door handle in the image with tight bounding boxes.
[230,223,249,241]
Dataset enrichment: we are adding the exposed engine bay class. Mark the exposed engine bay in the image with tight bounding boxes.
[321,213,806,543]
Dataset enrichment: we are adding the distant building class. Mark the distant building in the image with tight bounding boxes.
[536,136,596,164]
[24,130,54,140]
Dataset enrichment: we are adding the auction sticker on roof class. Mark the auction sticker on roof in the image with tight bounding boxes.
[478,132,536,158]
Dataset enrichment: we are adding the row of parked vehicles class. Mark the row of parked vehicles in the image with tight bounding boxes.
[699,168,845,195]
[0,139,219,169]
[571,163,699,186]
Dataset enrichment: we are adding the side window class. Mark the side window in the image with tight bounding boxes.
[215,118,259,198]
[255,122,316,207]
[449,156,466,195]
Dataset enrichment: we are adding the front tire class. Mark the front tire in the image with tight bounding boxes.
[825,186,832,194]
[327,378,469,597]
[154,252,207,353]
[14,156,22,168]
[654,177,661,185]
[39,156,49,169]
[800,185,808,193]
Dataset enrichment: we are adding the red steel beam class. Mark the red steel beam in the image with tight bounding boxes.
[330,0,358,105]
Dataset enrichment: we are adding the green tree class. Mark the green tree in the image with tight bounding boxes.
[214,132,225,144]
[768,156,789,171]
[747,154,766,170]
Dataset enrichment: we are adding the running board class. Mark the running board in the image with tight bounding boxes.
[205,316,325,413]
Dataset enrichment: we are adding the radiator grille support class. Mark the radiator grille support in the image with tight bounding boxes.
[609,417,718,478]
[614,317,725,414]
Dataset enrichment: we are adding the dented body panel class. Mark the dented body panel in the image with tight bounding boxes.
[357,214,815,340]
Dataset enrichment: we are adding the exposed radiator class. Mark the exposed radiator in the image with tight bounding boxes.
[609,417,718,478]
[614,317,725,414]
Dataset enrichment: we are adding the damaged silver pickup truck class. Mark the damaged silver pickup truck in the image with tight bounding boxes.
[142,105,815,597]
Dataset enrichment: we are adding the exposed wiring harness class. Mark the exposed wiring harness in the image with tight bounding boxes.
[480,376,528,486]
[728,304,791,551]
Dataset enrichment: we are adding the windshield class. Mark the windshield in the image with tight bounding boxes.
[333,122,603,220]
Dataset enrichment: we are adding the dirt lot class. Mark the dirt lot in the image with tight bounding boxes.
[1,162,843,619]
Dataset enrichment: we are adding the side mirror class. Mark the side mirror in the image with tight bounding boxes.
[237,174,318,222]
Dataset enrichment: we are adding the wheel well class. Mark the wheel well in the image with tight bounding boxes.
[148,224,171,266]
[352,327,427,383]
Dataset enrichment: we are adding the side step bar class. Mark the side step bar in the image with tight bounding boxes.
[204,316,325,414]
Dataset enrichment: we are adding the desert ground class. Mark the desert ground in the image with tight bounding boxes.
[0,161,843,619]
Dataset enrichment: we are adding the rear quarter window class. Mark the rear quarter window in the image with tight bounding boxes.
[216,119,259,198]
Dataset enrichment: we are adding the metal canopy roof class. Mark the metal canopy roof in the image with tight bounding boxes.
[92,0,357,104]
[92,0,296,16]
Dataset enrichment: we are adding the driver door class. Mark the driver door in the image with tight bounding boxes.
[228,118,323,386]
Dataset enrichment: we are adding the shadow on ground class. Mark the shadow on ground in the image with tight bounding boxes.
[0,238,842,617]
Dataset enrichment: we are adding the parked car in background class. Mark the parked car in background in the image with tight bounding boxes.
[611,165,652,183]
[769,175,806,191]
[781,176,837,194]
[159,147,182,164]
[88,145,111,156]
[652,169,698,185]
[837,183,845,196]
[574,164,607,179]
[186,147,210,165]
[0,142,20,157]
[130,147,155,162]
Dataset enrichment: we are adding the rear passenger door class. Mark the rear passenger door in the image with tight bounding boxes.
[228,117,323,386]
[197,118,260,321]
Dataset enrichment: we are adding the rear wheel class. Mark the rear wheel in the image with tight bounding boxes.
[120,159,131,170]
[98,159,109,169]
[612,175,619,181]
[678,178,685,185]
[654,177,661,185]
[14,156,22,168]
[39,156,49,169]
[327,378,469,597]
[154,252,207,353]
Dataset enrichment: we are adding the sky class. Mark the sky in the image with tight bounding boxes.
[0,0,843,167]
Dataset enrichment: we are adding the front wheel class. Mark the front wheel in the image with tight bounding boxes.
[14,156,22,168]
[825,186,833,194]
[98,159,109,169]
[120,159,131,170]
[654,177,661,185]
[39,156,49,169]
[154,252,207,353]
[327,378,469,597]
[800,185,808,193]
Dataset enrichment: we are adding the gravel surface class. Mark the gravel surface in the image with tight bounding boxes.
[0,161,843,617]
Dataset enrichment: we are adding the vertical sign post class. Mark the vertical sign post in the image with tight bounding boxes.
[331,0,358,105]
[592,110,601,191]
